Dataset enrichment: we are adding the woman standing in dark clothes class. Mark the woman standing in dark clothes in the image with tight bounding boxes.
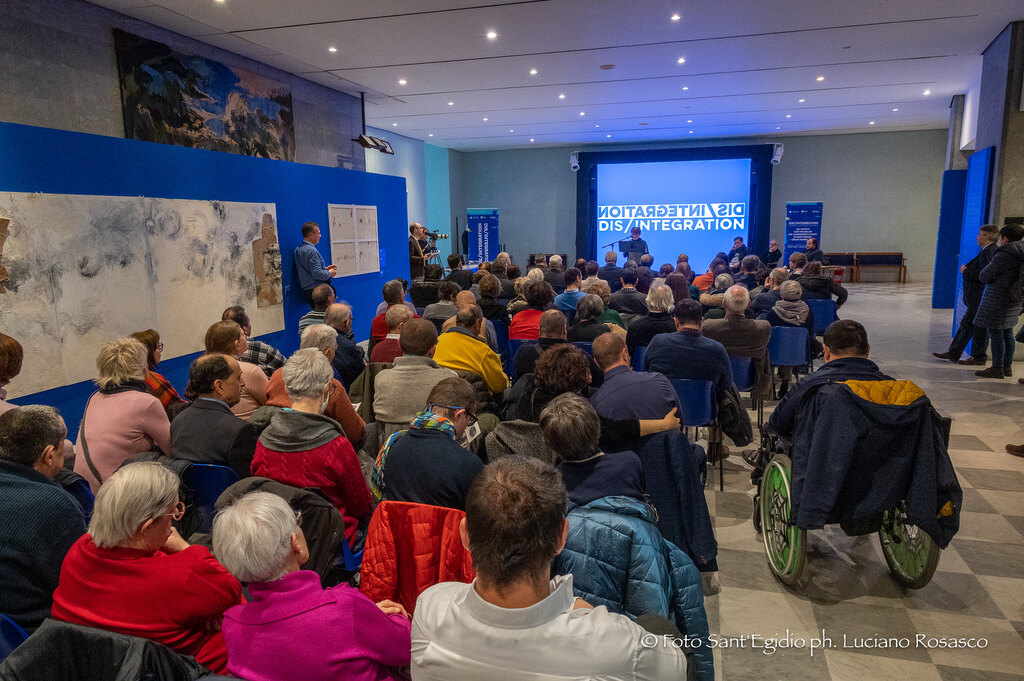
[973,224,1024,379]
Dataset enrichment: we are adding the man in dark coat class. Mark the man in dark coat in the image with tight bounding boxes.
[171,354,258,478]
[443,253,474,290]
[703,286,773,402]
[803,237,824,263]
[727,237,749,269]
[972,223,1024,379]
[409,223,426,281]
[932,224,999,365]
[598,251,624,292]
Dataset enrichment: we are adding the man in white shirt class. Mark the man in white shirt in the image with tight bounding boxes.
[411,456,688,680]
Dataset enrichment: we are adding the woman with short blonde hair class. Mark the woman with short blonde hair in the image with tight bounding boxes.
[74,340,171,491]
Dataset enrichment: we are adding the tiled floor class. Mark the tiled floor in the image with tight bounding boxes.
[702,283,1024,681]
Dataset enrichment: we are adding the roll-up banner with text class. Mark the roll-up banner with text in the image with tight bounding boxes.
[784,202,823,263]
[467,208,499,263]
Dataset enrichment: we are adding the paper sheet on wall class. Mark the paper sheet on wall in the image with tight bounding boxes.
[328,203,379,276]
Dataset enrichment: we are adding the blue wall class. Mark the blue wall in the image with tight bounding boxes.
[1,121,408,432]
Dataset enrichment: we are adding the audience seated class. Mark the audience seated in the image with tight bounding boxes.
[51,462,243,674]
[567,293,621,342]
[590,332,682,428]
[129,329,184,413]
[597,251,624,292]
[298,284,337,337]
[769,320,890,440]
[734,255,761,289]
[434,305,509,395]
[204,320,269,420]
[607,267,648,316]
[541,393,645,506]
[699,272,735,318]
[410,264,442,308]
[423,280,460,323]
[664,271,695,304]
[443,290,499,350]
[0,406,86,634]
[625,284,677,352]
[410,455,688,680]
[371,280,417,343]
[788,252,808,279]
[223,305,286,378]
[170,354,258,478]
[265,325,366,449]
[635,263,655,294]
[510,280,556,340]
[374,377,484,510]
[554,267,585,311]
[252,350,372,548]
[73,338,171,492]
[375,278,418,316]
[691,259,723,292]
[443,253,474,290]
[751,267,789,316]
[324,302,367,390]
[651,263,675,287]
[213,492,412,681]
[513,309,604,386]
[543,254,567,293]
[373,319,457,440]
[370,304,413,363]
[798,261,848,307]
[0,332,24,416]
[803,237,824,262]
[585,279,625,329]
[702,285,773,401]
[505,276,531,316]
[580,260,602,291]
[644,299,734,399]
[489,260,516,300]
[478,273,511,324]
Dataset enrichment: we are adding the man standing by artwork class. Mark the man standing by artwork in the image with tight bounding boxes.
[293,221,336,306]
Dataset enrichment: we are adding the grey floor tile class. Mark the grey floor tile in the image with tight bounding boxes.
[721,644,832,681]
[716,547,788,592]
[811,602,930,662]
[948,434,994,452]
[959,488,998,514]
[715,491,755,520]
[957,468,1024,493]
[902,572,1004,619]
[1004,516,1024,539]
[950,539,1024,577]
[936,665,1024,681]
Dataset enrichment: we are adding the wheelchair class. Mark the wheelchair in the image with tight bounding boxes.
[750,428,943,590]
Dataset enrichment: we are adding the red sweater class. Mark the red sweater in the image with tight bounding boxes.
[252,436,372,546]
[51,535,243,673]
[370,307,419,341]
[509,308,543,340]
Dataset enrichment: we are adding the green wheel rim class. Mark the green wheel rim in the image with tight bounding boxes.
[761,460,801,576]
[879,510,939,586]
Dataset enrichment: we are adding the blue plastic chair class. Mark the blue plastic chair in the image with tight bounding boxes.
[631,345,646,371]
[669,379,724,491]
[0,614,28,662]
[768,326,810,370]
[506,339,536,381]
[415,307,425,316]
[571,341,593,357]
[340,536,363,572]
[182,464,242,533]
[562,309,576,326]
[729,356,755,392]
[805,298,837,335]
[491,319,510,358]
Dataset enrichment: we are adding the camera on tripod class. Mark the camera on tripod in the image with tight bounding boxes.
[425,230,448,240]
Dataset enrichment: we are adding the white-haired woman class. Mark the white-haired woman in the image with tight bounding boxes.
[74,338,172,492]
[252,349,372,549]
[52,462,242,673]
[214,493,411,681]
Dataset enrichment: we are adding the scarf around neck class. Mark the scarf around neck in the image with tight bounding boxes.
[772,299,809,325]
[370,410,458,500]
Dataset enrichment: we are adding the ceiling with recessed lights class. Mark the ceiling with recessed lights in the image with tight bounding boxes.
[85,0,1022,151]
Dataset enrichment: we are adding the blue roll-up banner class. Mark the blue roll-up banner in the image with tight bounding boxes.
[784,202,823,263]
[952,147,994,337]
[467,208,499,263]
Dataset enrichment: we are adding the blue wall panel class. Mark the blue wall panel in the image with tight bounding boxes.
[931,169,967,309]
[951,147,994,336]
[1,121,407,432]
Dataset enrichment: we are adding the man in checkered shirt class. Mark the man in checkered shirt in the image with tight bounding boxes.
[222,306,286,378]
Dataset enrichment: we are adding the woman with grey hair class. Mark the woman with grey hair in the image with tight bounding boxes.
[541,393,646,506]
[567,294,622,342]
[73,338,171,491]
[699,272,736,319]
[625,284,678,353]
[51,462,243,673]
[214,492,411,681]
[252,349,372,550]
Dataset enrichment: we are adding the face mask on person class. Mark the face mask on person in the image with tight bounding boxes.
[319,385,330,414]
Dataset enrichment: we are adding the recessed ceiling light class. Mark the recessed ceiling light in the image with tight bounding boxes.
[816,75,825,81]
[579,112,585,116]
[606,134,612,138]
[687,119,692,123]
[923,89,931,95]
[428,133,434,137]
[595,124,600,128]
[689,130,694,134]
[776,126,781,130]
[785,114,791,118]
[398,79,407,85]
[798,98,806,103]
[530,138,535,142]
[529,68,538,75]
[392,123,398,127]
[671,13,681,21]
[486,31,497,39]
[447,101,454,106]
[214,0,225,3]
[328,46,337,53]
[482,117,488,121]
[558,94,565,99]
[677,57,686,64]
[509,129,515,132]
[869,121,875,125]
[892,108,899,111]
[682,86,689,91]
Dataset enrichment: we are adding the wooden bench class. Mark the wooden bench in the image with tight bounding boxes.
[823,252,857,282]
[853,252,906,283]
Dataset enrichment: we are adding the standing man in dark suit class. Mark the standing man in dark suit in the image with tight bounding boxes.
[933,224,999,365]
[597,251,624,292]
[409,223,427,281]
[171,354,258,479]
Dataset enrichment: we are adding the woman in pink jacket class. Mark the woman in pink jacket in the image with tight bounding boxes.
[213,492,411,681]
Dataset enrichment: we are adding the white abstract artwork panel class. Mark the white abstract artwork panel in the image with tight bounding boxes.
[0,193,283,397]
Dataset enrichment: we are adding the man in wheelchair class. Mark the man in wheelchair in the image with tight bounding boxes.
[749,320,961,587]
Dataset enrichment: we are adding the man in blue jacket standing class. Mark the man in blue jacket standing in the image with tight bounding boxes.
[293,221,337,305]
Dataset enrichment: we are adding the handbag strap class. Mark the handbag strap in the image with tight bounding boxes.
[79,393,104,486]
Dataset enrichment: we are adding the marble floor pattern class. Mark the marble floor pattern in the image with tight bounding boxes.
[701,282,1024,681]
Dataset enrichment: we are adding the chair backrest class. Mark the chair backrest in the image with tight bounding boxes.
[0,614,28,662]
[562,309,576,326]
[631,345,646,371]
[182,464,242,534]
[507,339,537,381]
[491,319,510,357]
[571,341,593,357]
[429,317,445,334]
[804,298,837,335]
[729,355,756,392]
[767,326,810,368]
[669,379,717,426]
[415,307,425,316]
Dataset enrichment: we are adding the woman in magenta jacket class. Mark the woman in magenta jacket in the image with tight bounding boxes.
[214,492,411,681]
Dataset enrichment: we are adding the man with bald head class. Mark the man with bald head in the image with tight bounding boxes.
[371,305,413,363]
[702,285,772,401]
[589,333,680,425]
[443,290,498,350]
[171,353,258,478]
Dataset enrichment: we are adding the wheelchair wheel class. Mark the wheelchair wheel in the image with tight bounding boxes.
[758,454,806,585]
[752,492,762,533]
[878,507,940,589]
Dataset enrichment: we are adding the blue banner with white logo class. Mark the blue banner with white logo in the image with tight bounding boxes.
[784,202,823,263]
[467,208,499,263]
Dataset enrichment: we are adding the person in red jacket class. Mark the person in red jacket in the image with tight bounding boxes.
[252,349,372,548]
[51,462,243,674]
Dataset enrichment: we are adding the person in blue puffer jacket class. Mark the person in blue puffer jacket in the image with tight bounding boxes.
[554,495,714,681]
